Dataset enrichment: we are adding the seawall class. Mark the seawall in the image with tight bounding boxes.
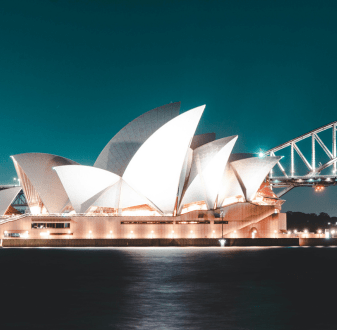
[1,238,299,247]
[299,238,337,246]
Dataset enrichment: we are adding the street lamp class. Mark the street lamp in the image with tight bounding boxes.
[220,210,224,238]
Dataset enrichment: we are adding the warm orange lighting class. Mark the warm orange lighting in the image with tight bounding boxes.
[314,185,325,192]
[222,195,245,207]
[181,201,207,214]
[122,204,161,217]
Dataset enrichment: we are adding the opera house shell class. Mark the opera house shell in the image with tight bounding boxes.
[0,102,286,240]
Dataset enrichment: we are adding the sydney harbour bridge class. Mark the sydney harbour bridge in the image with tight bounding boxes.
[265,121,337,197]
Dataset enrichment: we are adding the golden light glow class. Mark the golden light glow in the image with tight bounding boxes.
[315,185,325,192]
[87,206,118,216]
[30,205,43,215]
[222,196,244,207]
[121,204,161,217]
[181,201,207,214]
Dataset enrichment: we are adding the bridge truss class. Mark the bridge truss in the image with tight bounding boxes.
[265,121,337,197]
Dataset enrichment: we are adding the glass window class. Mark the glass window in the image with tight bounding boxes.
[31,222,70,229]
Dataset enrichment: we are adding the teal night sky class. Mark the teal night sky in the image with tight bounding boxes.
[1,0,337,215]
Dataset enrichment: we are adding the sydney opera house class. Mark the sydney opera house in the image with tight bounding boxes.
[0,102,286,240]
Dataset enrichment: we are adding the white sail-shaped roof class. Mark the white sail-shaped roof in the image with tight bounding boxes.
[54,165,120,213]
[92,180,122,210]
[0,187,22,216]
[123,105,205,215]
[217,163,244,206]
[179,136,238,211]
[190,133,216,150]
[230,155,281,201]
[11,153,79,214]
[176,147,193,208]
[119,180,159,211]
[94,102,181,176]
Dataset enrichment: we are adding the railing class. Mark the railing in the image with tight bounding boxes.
[0,214,28,225]
[0,212,119,224]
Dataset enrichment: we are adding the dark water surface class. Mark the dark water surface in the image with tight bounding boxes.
[1,247,336,329]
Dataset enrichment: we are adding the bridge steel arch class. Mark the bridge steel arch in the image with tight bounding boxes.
[265,121,337,197]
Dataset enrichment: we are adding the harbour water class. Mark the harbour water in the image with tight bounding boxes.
[1,247,336,329]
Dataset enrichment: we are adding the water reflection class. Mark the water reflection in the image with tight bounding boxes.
[0,247,336,329]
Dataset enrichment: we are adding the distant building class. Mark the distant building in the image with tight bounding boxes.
[0,102,286,239]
